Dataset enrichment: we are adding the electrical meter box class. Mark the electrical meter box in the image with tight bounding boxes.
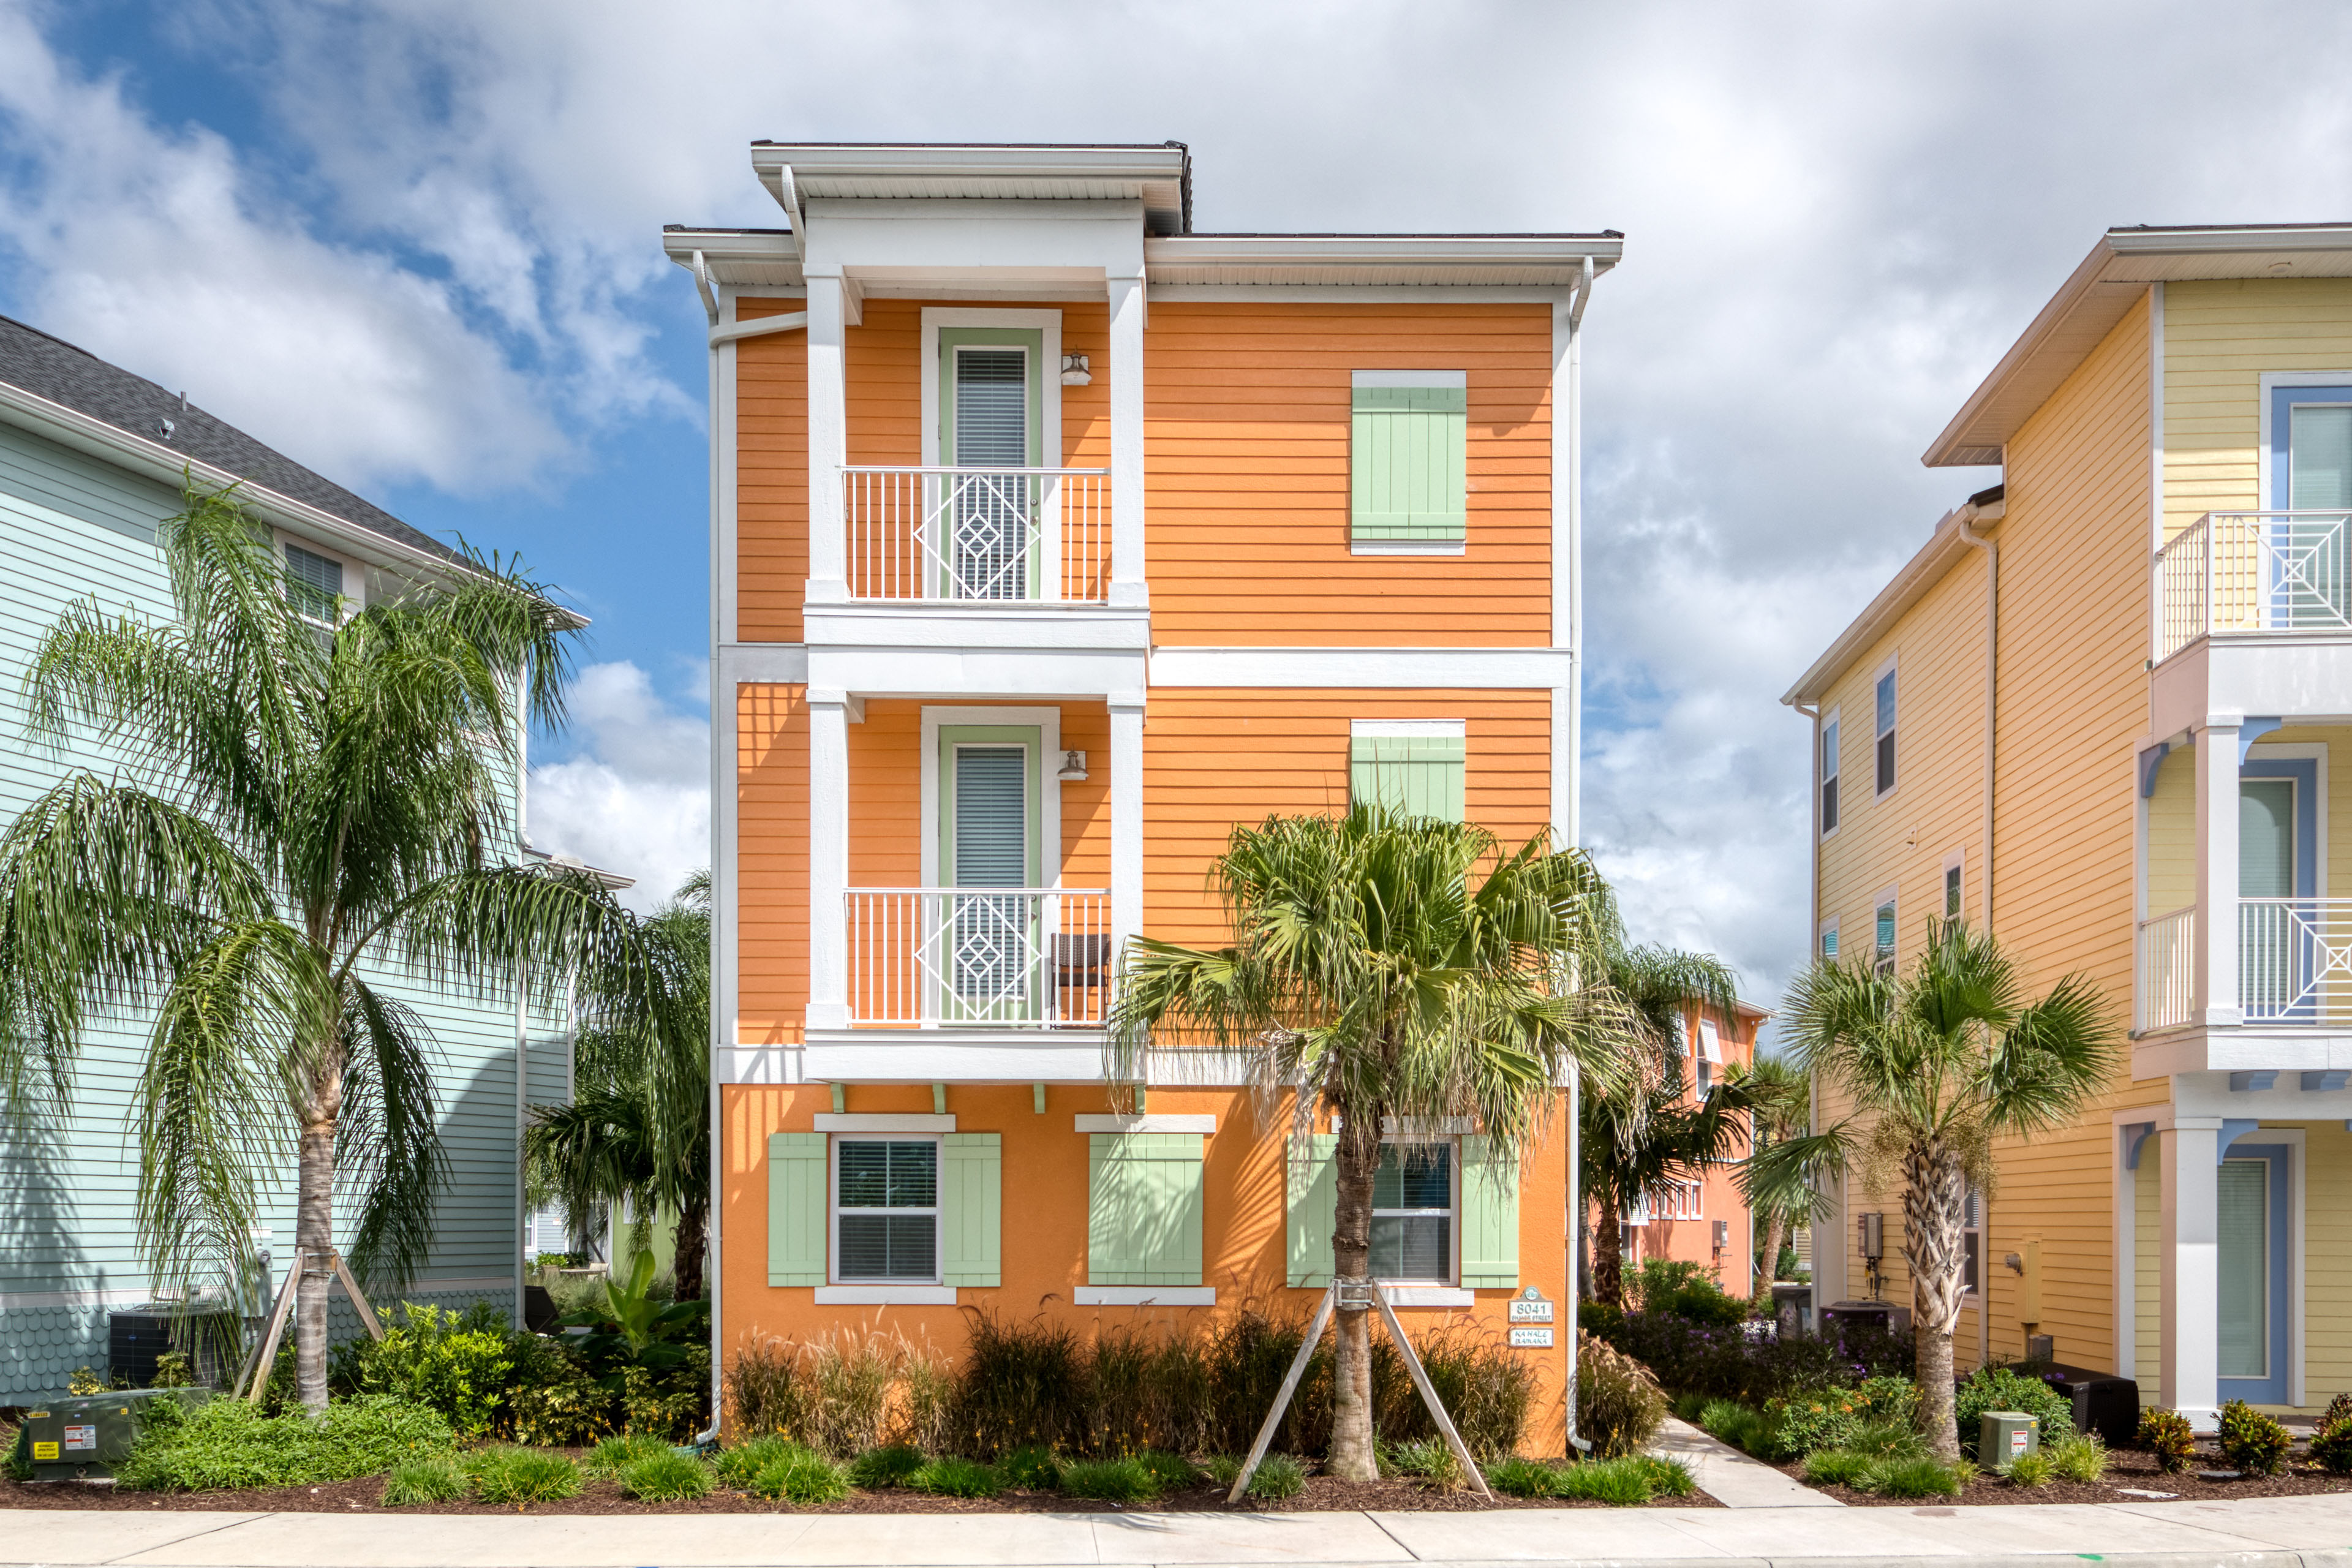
[1978,1409,2040,1466]
[12,1387,209,1480]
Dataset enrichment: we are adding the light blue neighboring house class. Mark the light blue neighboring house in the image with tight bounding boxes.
[0,314,589,1398]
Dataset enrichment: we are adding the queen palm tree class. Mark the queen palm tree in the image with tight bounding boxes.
[0,485,654,1412]
[528,872,711,1297]
[1107,806,1632,1482]
[1747,920,2114,1460]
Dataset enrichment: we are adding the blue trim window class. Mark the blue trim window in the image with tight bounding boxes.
[1820,711,1841,835]
[2267,384,2352,630]
[1874,668,1897,796]
[1874,897,1896,976]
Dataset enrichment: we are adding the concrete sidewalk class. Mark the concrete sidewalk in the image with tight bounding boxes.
[7,1494,2352,1568]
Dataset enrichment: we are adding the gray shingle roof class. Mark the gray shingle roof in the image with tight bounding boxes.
[0,312,458,564]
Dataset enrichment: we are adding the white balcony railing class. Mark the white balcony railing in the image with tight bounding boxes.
[2240,897,2352,1025]
[2155,510,2352,662]
[2136,905,2196,1033]
[844,888,1112,1027]
[843,466,1109,604]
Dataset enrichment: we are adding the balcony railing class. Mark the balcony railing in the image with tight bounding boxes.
[843,466,1109,604]
[2155,510,2352,662]
[845,888,1112,1027]
[2240,897,2352,1024]
[2136,905,2196,1033]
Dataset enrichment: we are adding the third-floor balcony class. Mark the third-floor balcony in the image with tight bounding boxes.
[844,466,1112,605]
[2138,900,2352,1033]
[2156,510,2352,662]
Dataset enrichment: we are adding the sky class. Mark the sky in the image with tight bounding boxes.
[4,1,2351,1011]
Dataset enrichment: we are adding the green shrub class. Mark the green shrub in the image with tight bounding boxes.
[1060,1455,1158,1503]
[1483,1456,1559,1498]
[751,1451,851,1506]
[1637,1455,1696,1498]
[2325,1391,2352,1430]
[910,1456,1003,1498]
[1696,1399,1770,1455]
[621,1451,714,1501]
[2002,1451,2054,1487]
[1671,1391,1707,1422]
[2137,1407,2196,1472]
[948,1313,1088,1456]
[1842,1422,1927,1461]
[1866,1457,1964,1498]
[1953,1365,2072,1461]
[1000,1444,1061,1489]
[1803,1447,1874,1487]
[847,1443,926,1488]
[1551,1455,1655,1504]
[726,1337,811,1442]
[1855,1376,1920,1428]
[717,1435,815,1487]
[1382,1436,1466,1491]
[584,1433,671,1477]
[1246,1452,1306,1501]
[1577,1332,1667,1458]
[2218,1400,2291,1476]
[2049,1431,2109,1483]
[381,1454,469,1506]
[1132,1450,1199,1492]
[1763,1388,1864,1460]
[469,1446,581,1505]
[116,1394,456,1491]
[347,1303,516,1440]
[507,1339,612,1448]
[1370,1324,1536,1460]
[2311,1419,2352,1476]
[1200,1453,1243,1487]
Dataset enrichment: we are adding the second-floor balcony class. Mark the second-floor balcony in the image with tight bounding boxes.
[2156,510,2352,663]
[844,466,1110,605]
[845,886,1112,1028]
[2137,899,2352,1031]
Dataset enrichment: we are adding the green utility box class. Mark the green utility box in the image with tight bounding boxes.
[12,1387,209,1480]
[1979,1409,2040,1468]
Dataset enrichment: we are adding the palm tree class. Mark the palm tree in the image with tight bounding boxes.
[1730,1054,1814,1286]
[1107,806,1632,1481]
[528,872,710,1297]
[1747,919,2114,1460]
[1580,943,1744,1306]
[0,485,654,1412]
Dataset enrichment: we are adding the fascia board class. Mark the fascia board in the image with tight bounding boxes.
[1922,235,2125,469]
[752,145,1189,184]
[2107,224,2352,257]
[1781,511,1975,706]
[1146,235,1622,270]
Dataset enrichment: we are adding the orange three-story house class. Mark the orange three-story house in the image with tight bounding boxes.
[665,142,1618,1453]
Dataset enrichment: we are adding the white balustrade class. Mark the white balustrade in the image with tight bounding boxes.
[2154,510,2352,662]
[845,888,1113,1027]
[2136,905,2195,1033]
[842,467,1110,604]
[2239,897,2352,1025]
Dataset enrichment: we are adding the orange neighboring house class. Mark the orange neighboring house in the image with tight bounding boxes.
[1592,1003,1770,1297]
[663,141,1618,1454]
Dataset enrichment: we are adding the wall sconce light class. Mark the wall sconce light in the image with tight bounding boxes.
[1056,749,1088,781]
[1060,353,1091,386]
[2004,1252,2026,1275]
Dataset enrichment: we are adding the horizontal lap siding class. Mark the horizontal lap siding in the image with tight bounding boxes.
[845,300,1110,471]
[2302,1121,2352,1406]
[737,303,809,643]
[2165,279,2352,538]
[739,683,810,1043]
[1144,304,1551,646]
[1140,688,1550,948]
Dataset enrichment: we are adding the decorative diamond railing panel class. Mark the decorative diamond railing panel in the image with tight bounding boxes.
[843,467,1109,605]
[845,888,1112,1027]
[2239,897,2352,1025]
[2155,510,2352,662]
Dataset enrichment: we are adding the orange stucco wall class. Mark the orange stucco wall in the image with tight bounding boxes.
[1592,1008,1763,1298]
[720,1082,1574,1454]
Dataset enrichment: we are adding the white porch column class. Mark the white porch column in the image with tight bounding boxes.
[1109,697,1146,981]
[2158,1118,2221,1429]
[1106,274,1148,608]
[806,690,851,1030]
[805,273,849,604]
[2193,722,2242,1026]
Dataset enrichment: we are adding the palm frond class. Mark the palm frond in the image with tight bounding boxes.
[1981,970,2117,1136]
[337,980,450,1288]
[1738,1123,1853,1226]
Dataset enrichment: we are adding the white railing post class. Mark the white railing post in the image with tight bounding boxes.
[805,275,850,605]
[1107,274,1148,609]
[2192,722,2242,1027]
[2158,1118,2222,1431]
[805,692,851,1030]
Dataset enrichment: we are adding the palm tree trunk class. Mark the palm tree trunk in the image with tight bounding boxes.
[1593,1190,1627,1308]
[295,1118,336,1414]
[1758,1210,1787,1286]
[1327,1114,1380,1482]
[673,1190,709,1302]
[1904,1145,1970,1463]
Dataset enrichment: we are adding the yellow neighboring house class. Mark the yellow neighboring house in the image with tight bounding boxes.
[1785,224,2352,1427]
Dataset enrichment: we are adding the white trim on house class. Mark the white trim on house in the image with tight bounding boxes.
[1148,646,1573,688]
[1872,654,1900,802]
[1384,1286,1477,1308]
[815,1286,957,1305]
[827,1130,943,1288]
[921,309,1063,469]
[814,1114,957,1133]
[1074,1114,1216,1133]
[918,705,1063,889]
[1073,1286,1217,1306]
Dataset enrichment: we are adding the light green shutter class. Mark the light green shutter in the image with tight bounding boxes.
[942,1133,1003,1287]
[1351,385,1466,542]
[1087,1134,1205,1286]
[1285,1134,1338,1288]
[1349,735,1466,821]
[1459,1135,1519,1289]
[767,1133,828,1286]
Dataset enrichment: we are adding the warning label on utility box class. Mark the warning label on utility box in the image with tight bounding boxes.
[63,1423,96,1451]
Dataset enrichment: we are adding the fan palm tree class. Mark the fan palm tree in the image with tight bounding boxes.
[1580,943,1744,1306]
[527,871,710,1297]
[1730,1054,1814,1285]
[1107,806,1633,1482]
[1747,919,2114,1460]
[0,485,654,1412]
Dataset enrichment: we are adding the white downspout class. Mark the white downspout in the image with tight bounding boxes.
[1956,495,1999,1376]
[1564,253,1594,1454]
[513,657,530,1331]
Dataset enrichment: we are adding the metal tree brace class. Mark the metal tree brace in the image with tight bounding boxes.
[1224,1278,1494,1502]
[233,1247,385,1401]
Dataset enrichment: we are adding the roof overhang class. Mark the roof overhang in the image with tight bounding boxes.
[1926,223,2352,467]
[749,142,1192,236]
[1144,233,1621,289]
[1781,486,2006,707]
[662,227,803,290]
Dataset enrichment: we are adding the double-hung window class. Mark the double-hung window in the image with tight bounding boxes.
[1371,1142,1455,1283]
[1659,1182,1703,1221]
[1819,918,1839,961]
[1874,666,1897,796]
[1350,371,1467,552]
[833,1138,939,1283]
[1874,895,1898,977]
[1961,1189,1983,1296]
[1695,1016,1722,1095]
[1944,854,1964,921]
[1819,710,1841,835]
[284,541,347,648]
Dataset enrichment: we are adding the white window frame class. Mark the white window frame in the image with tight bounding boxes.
[919,707,1064,888]
[1819,915,1840,962]
[1695,1015,1722,1095]
[829,1133,943,1287]
[1872,657,1899,801]
[275,532,362,629]
[1873,887,1899,977]
[1371,1137,1460,1287]
[1961,1188,1983,1300]
[1942,850,1966,922]
[1819,706,1842,839]
[1658,1181,1703,1221]
[920,308,1063,469]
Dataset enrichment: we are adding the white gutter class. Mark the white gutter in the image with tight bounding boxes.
[710,314,807,347]
[1954,492,2004,941]
[1563,249,1596,1454]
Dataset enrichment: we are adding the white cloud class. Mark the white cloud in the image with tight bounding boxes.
[526,662,708,913]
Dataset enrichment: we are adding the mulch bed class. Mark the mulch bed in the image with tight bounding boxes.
[1,1468,1719,1515]
[1779,1439,2352,1506]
